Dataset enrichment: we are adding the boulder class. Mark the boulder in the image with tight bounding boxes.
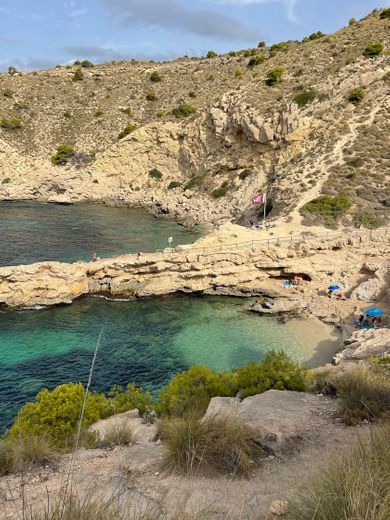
[250,297,307,314]
[334,328,390,363]
[204,390,339,456]
[88,409,157,444]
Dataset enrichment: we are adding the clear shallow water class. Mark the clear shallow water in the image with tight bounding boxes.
[0,295,337,430]
[0,201,202,266]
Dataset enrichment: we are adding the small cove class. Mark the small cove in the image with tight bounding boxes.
[0,201,340,431]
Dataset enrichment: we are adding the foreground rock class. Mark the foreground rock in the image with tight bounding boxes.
[333,328,390,365]
[204,390,339,457]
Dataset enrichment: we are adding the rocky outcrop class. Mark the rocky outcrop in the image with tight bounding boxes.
[333,328,390,364]
[204,390,340,456]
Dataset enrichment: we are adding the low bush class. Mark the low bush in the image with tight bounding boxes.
[81,60,94,68]
[302,193,351,219]
[73,68,84,81]
[99,420,134,447]
[258,40,266,48]
[234,351,308,398]
[149,168,163,180]
[287,424,390,520]
[63,110,72,118]
[265,66,285,86]
[118,124,137,139]
[349,17,357,26]
[380,7,390,19]
[2,177,10,184]
[146,91,157,101]
[303,31,326,42]
[0,117,21,130]
[107,383,152,416]
[160,415,262,477]
[94,109,103,117]
[120,106,132,116]
[3,88,13,98]
[156,365,237,417]
[211,181,229,199]
[150,71,162,82]
[188,90,197,98]
[347,87,365,105]
[269,42,288,53]
[172,103,196,118]
[363,42,384,57]
[239,169,252,180]
[51,144,76,165]
[207,50,217,58]
[354,212,385,229]
[0,440,15,476]
[183,175,205,190]
[293,89,317,107]
[168,181,182,189]
[346,156,364,168]
[234,69,243,77]
[247,55,265,68]
[0,434,57,476]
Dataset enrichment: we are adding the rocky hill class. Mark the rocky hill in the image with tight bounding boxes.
[0,8,389,228]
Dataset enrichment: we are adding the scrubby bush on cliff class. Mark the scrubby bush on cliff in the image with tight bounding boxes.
[363,41,384,57]
[146,90,157,101]
[168,181,182,189]
[234,351,308,398]
[107,383,152,416]
[3,88,13,98]
[73,68,84,81]
[148,168,163,180]
[160,415,262,477]
[118,124,137,140]
[0,117,21,130]
[188,90,197,98]
[51,144,76,165]
[239,169,252,180]
[207,50,218,58]
[347,87,365,105]
[302,193,351,219]
[120,106,132,116]
[156,365,237,417]
[380,8,390,19]
[287,423,390,520]
[354,212,384,229]
[171,103,196,118]
[81,60,94,68]
[302,31,326,42]
[265,66,285,86]
[247,55,265,68]
[293,89,317,107]
[211,181,229,199]
[150,71,162,82]
[184,175,205,190]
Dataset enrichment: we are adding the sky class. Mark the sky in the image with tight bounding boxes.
[0,0,388,71]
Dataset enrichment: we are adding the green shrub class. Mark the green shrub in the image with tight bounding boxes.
[98,420,134,447]
[347,87,365,105]
[188,90,197,98]
[92,179,99,184]
[172,103,196,118]
[354,212,385,229]
[258,41,266,48]
[73,68,84,81]
[234,69,243,77]
[94,109,103,117]
[0,117,21,130]
[184,175,205,190]
[16,434,57,469]
[349,17,357,26]
[107,383,152,416]
[81,60,94,68]
[160,415,262,477]
[2,177,10,184]
[287,424,390,520]
[265,66,285,86]
[0,441,15,476]
[3,88,13,98]
[74,60,81,65]
[247,55,265,68]
[363,42,384,57]
[156,365,237,417]
[51,144,76,165]
[239,169,252,180]
[302,194,352,219]
[234,351,308,398]
[168,181,182,189]
[63,110,72,118]
[346,156,364,168]
[148,168,163,180]
[212,181,229,199]
[150,71,162,82]
[380,8,390,19]
[10,383,109,447]
[293,89,317,107]
[269,42,289,53]
[304,31,326,41]
[118,124,137,139]
[146,90,157,101]
[120,107,132,116]
[207,50,218,58]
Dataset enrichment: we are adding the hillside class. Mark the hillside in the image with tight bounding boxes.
[0,8,389,229]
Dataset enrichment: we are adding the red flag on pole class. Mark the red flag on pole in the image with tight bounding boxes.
[252,193,266,205]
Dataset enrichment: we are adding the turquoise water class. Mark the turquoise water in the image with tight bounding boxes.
[0,201,202,266]
[0,295,335,431]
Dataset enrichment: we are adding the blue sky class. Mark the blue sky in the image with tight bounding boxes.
[0,1,388,71]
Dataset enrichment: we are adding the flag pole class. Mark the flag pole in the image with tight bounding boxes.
[263,193,267,225]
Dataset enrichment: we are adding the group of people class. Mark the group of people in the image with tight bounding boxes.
[355,314,383,329]
[249,221,270,231]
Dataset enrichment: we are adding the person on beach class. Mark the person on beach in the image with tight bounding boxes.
[91,252,100,262]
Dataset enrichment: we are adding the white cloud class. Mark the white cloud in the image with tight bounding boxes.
[214,0,300,24]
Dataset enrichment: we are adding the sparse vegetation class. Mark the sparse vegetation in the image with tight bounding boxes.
[63,110,72,118]
[183,175,205,190]
[160,415,262,477]
[239,169,252,180]
[265,66,285,86]
[380,8,390,19]
[349,17,357,26]
[347,87,365,105]
[303,31,326,42]
[188,90,197,98]
[94,109,103,117]
[207,50,218,58]
[120,106,132,116]
[150,71,162,82]
[149,168,163,180]
[73,68,84,81]
[293,89,317,107]
[98,420,134,447]
[363,41,384,57]
[0,117,22,130]
[168,181,182,189]
[302,194,352,219]
[81,60,94,68]
[146,90,157,101]
[51,144,76,165]
[118,124,137,139]
[2,177,10,184]
[354,212,385,229]
[172,103,196,118]
[211,181,229,198]
[247,55,265,68]
[3,88,13,98]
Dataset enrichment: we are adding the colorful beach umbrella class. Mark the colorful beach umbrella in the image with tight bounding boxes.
[328,285,341,291]
[364,308,384,317]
